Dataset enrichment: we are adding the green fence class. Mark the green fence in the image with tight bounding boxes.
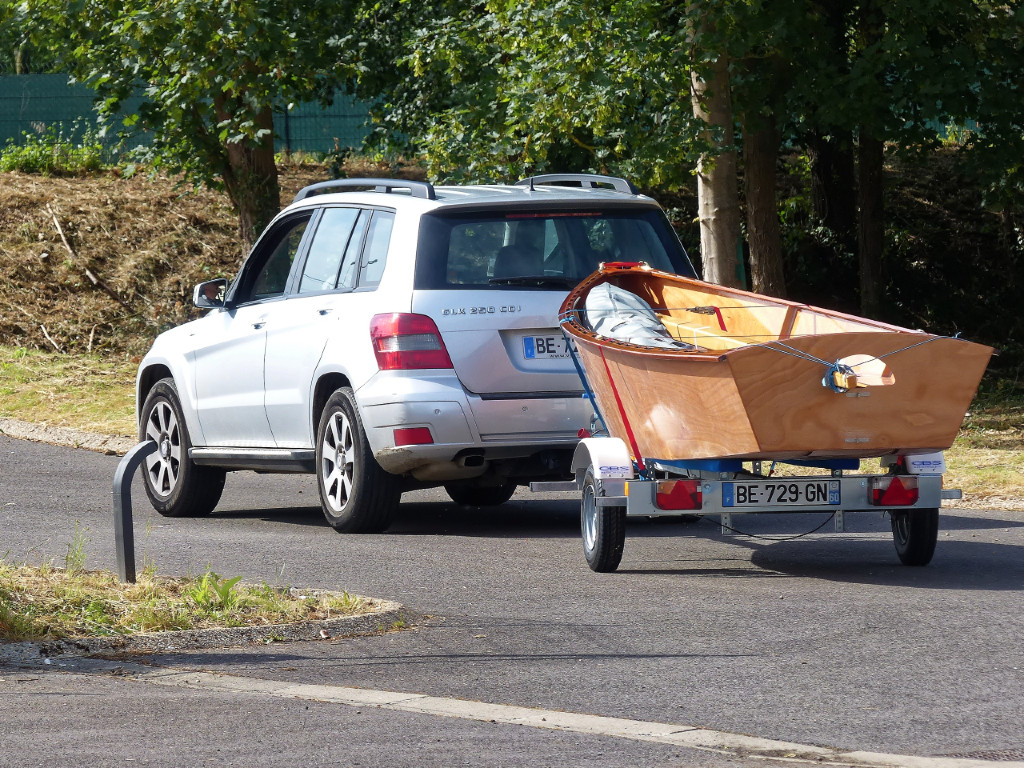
[0,74,371,154]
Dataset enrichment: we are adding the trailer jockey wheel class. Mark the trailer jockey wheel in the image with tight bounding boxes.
[581,468,626,572]
[890,508,939,566]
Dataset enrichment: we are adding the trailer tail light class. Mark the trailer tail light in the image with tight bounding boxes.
[869,476,919,506]
[371,314,453,370]
[394,427,433,447]
[656,479,702,510]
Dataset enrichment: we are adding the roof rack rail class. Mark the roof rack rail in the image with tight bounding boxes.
[292,178,437,203]
[514,173,639,195]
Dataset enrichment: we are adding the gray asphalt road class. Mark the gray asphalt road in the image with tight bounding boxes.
[2,434,1023,767]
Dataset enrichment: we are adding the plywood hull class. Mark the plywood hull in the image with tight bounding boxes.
[562,266,993,462]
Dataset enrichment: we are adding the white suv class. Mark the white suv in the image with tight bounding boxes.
[136,174,696,532]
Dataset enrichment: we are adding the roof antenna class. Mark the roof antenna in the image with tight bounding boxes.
[529,176,535,191]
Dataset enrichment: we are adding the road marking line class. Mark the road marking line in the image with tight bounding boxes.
[129,667,1019,768]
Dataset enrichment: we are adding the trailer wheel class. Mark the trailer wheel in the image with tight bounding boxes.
[581,469,626,572]
[890,508,939,566]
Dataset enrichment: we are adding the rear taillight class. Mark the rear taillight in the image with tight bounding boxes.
[869,476,919,506]
[370,313,453,370]
[655,479,703,510]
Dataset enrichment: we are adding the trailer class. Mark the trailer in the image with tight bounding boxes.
[532,438,961,572]
[540,262,988,573]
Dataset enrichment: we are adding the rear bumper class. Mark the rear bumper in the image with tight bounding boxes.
[356,371,590,478]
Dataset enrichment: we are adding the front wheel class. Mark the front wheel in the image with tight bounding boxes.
[890,508,939,566]
[139,377,225,517]
[581,469,626,572]
[316,387,400,533]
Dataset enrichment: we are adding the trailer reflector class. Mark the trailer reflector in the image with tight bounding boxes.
[656,479,702,510]
[870,475,919,506]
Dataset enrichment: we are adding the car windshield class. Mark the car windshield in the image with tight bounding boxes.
[414,207,695,289]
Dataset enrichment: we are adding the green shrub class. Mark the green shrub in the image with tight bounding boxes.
[0,120,107,175]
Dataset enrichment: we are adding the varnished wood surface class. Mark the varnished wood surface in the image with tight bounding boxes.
[562,265,994,462]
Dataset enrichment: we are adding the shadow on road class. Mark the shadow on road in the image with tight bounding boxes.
[741,538,1024,591]
[387,499,580,539]
[207,497,583,539]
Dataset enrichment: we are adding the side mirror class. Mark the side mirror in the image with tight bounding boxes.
[193,278,228,309]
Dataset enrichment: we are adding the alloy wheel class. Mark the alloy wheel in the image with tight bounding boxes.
[144,400,181,497]
[321,410,355,513]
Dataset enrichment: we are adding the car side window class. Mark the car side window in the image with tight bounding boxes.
[337,210,369,290]
[358,210,395,289]
[298,207,360,294]
[246,216,311,301]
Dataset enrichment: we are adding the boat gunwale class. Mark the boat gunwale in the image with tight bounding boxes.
[558,263,923,360]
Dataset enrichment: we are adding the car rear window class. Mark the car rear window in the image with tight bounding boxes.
[414,206,695,290]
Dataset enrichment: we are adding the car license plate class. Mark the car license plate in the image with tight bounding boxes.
[722,479,841,507]
[523,335,569,359]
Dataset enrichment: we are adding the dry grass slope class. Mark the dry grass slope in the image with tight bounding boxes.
[0,165,332,358]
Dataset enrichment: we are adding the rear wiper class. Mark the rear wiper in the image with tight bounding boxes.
[488,275,576,288]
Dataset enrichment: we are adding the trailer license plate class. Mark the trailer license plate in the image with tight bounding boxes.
[722,479,841,507]
[523,335,569,359]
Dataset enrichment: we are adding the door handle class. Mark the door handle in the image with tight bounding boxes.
[251,318,266,329]
[318,308,333,316]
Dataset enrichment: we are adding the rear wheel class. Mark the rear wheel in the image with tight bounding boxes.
[444,480,517,507]
[890,508,939,566]
[316,388,400,533]
[581,469,626,572]
[139,377,225,517]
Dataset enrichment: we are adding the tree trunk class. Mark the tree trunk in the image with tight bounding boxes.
[215,100,281,258]
[14,43,30,74]
[809,131,857,238]
[857,133,884,317]
[690,54,741,287]
[855,0,885,318]
[743,121,785,297]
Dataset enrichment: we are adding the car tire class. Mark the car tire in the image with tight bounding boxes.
[581,468,626,572]
[139,377,225,517]
[444,481,517,507]
[316,387,399,533]
[890,508,939,566]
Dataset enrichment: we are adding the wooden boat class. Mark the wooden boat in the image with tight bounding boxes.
[559,262,993,463]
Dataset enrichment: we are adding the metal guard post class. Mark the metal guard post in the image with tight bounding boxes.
[113,440,157,583]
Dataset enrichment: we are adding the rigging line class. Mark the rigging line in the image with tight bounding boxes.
[865,334,945,363]
[757,341,835,368]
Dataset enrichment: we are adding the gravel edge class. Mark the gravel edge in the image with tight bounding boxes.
[0,601,411,663]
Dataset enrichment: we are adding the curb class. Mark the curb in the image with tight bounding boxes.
[0,601,410,663]
[0,417,136,456]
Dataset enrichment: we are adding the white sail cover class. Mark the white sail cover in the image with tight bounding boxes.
[584,283,691,349]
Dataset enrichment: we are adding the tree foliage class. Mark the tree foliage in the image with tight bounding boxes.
[356,0,1023,316]
[29,0,357,254]
[0,0,61,73]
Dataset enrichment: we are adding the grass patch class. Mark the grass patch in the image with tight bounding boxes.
[0,561,370,643]
[946,377,1024,505]
[0,345,136,435]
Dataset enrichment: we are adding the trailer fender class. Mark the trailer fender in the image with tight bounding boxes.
[572,438,634,481]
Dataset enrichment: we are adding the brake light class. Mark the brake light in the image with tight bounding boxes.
[394,427,433,446]
[655,479,703,510]
[370,314,453,370]
[869,476,919,506]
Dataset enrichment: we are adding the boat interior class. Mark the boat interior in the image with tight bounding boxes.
[596,271,901,353]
